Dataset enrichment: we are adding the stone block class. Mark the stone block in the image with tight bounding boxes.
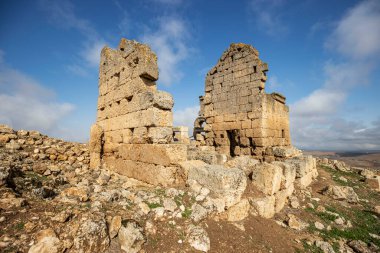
[249,196,275,218]
[272,161,296,189]
[118,144,187,166]
[147,127,173,143]
[251,162,282,195]
[104,157,179,186]
[184,161,247,208]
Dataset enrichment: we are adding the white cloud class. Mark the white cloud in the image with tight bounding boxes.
[80,40,106,67]
[326,0,380,60]
[267,75,281,89]
[0,52,75,137]
[290,0,380,150]
[249,0,288,36]
[39,0,106,74]
[173,105,200,136]
[140,16,191,86]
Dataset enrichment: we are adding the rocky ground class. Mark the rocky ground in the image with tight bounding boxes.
[0,125,379,253]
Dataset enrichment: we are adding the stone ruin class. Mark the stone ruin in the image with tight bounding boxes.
[89,38,188,186]
[89,38,318,218]
[193,43,291,160]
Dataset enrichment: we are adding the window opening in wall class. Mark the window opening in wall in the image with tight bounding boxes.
[253,66,257,73]
[227,130,239,157]
[282,129,285,138]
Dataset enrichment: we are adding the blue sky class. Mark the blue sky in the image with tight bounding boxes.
[0,0,379,150]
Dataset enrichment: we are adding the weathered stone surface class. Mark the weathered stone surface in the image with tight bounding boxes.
[323,185,359,203]
[285,155,317,188]
[226,198,250,221]
[89,38,180,186]
[73,212,110,253]
[272,146,301,158]
[315,240,335,253]
[193,43,292,158]
[89,124,103,169]
[272,161,296,189]
[191,203,208,222]
[104,156,180,186]
[28,228,61,253]
[109,215,122,239]
[225,155,260,176]
[118,144,187,166]
[251,162,282,195]
[187,225,210,252]
[274,184,294,213]
[287,214,308,230]
[60,186,89,202]
[185,161,247,207]
[118,221,145,253]
[249,196,276,218]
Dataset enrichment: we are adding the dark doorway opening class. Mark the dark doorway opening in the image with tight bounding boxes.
[227,130,240,157]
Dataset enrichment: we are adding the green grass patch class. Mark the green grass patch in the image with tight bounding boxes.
[174,195,183,207]
[181,207,192,218]
[319,165,363,187]
[146,202,162,209]
[319,208,380,247]
[306,207,337,223]
[14,222,24,230]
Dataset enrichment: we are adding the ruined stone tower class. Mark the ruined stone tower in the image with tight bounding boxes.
[89,38,187,186]
[194,43,291,159]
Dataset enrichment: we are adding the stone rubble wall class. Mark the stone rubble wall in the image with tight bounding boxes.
[90,38,187,186]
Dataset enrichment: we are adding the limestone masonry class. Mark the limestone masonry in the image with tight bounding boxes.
[89,38,187,186]
[89,38,315,202]
[194,43,291,159]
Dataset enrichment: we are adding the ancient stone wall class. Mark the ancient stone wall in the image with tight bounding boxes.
[89,38,187,186]
[195,43,291,158]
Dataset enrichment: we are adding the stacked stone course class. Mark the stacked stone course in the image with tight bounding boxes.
[89,38,187,186]
[195,43,291,159]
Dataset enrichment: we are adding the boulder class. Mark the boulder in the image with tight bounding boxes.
[272,161,296,189]
[187,225,210,252]
[251,162,282,195]
[109,216,122,239]
[249,196,275,218]
[28,228,61,253]
[73,212,110,253]
[226,198,250,221]
[118,221,145,253]
[287,214,309,230]
[225,156,260,176]
[315,240,335,253]
[274,184,294,213]
[323,186,359,203]
[272,146,301,158]
[285,155,317,188]
[360,169,375,179]
[184,161,247,208]
[347,240,372,253]
[191,203,208,222]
